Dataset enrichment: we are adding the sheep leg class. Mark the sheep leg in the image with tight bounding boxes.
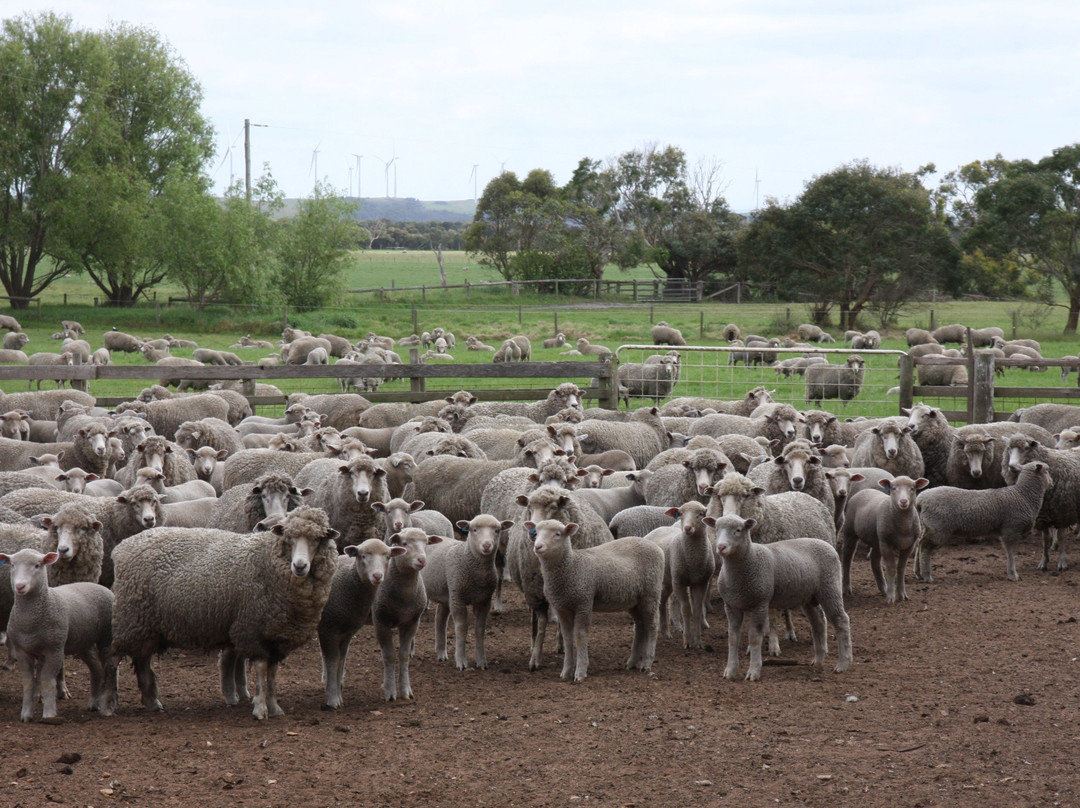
[133,654,163,711]
[886,546,911,604]
[802,604,828,669]
[659,588,673,640]
[528,608,548,671]
[571,609,592,683]
[98,654,118,717]
[868,546,887,597]
[839,531,860,596]
[434,603,451,662]
[744,607,769,681]
[450,600,471,670]
[56,658,71,700]
[219,648,241,705]
[471,600,491,670]
[723,605,744,680]
[375,622,399,701]
[783,609,797,642]
[250,659,271,720]
[821,594,853,673]
[628,604,657,671]
[554,607,576,680]
[913,536,935,582]
[1001,530,1022,582]
[265,662,284,717]
[38,654,63,721]
[673,586,693,646]
[17,653,38,722]
[397,620,420,700]
[318,635,345,709]
[1057,527,1071,573]
[80,649,104,712]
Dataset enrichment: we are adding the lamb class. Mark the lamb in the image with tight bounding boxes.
[916,358,969,386]
[645,501,716,648]
[371,527,443,700]
[0,549,117,721]
[541,332,566,349]
[573,469,654,522]
[298,455,389,550]
[850,421,925,479]
[173,418,243,457]
[506,485,614,670]
[111,506,339,718]
[839,476,929,603]
[796,324,836,343]
[707,472,836,547]
[651,322,687,346]
[575,337,613,359]
[1000,436,1080,574]
[850,330,881,350]
[422,514,512,670]
[915,460,1054,582]
[116,435,197,487]
[712,515,852,681]
[187,446,227,494]
[618,359,679,404]
[0,485,164,587]
[528,519,663,682]
[283,336,333,364]
[805,355,866,407]
[317,538,401,709]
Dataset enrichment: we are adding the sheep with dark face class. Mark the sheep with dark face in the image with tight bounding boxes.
[805,356,866,407]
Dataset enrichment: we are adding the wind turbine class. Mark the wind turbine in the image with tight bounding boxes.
[469,164,479,201]
[348,165,353,197]
[381,153,397,198]
[352,154,363,199]
[309,144,321,182]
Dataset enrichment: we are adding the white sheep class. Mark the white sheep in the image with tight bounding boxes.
[839,475,929,603]
[712,514,852,681]
[422,514,513,670]
[0,548,116,721]
[111,506,340,718]
[528,519,664,682]
[645,501,716,648]
[371,527,443,701]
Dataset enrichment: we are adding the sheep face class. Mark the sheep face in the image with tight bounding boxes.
[878,475,928,512]
[1,548,57,596]
[271,513,340,578]
[528,519,578,560]
[117,488,164,529]
[188,447,227,478]
[956,433,995,479]
[765,411,798,441]
[871,424,907,459]
[684,455,727,497]
[345,538,403,586]
[713,515,756,557]
[577,465,613,489]
[43,505,101,561]
[457,515,510,557]
[824,469,864,502]
[372,499,424,534]
[1003,437,1044,475]
[803,412,837,444]
[775,450,819,492]
[0,411,29,440]
[340,459,385,503]
[904,403,941,436]
[387,527,442,573]
[78,425,112,458]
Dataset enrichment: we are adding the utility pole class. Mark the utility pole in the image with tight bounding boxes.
[244,118,267,201]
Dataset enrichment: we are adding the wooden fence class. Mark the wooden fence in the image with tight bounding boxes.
[0,360,621,411]
[348,278,709,303]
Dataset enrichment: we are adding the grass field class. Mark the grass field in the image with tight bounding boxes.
[2,254,1078,423]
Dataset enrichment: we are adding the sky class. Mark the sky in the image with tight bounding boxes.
[14,1,1080,211]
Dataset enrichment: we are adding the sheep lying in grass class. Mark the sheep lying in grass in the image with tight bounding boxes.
[111,506,340,719]
[713,514,852,681]
[529,519,664,682]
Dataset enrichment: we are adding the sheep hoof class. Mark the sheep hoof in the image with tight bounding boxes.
[745,670,761,682]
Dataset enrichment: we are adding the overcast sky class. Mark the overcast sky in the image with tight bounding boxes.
[17,1,1080,211]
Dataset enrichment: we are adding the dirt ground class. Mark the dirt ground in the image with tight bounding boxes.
[1,539,1078,808]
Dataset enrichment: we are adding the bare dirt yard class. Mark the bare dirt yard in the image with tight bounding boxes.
[1,540,1079,808]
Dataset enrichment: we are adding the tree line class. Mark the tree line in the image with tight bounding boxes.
[3,13,1079,330]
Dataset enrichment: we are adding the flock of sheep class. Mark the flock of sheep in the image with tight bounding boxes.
[1,314,1078,724]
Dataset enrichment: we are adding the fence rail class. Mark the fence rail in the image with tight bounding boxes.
[348,278,711,303]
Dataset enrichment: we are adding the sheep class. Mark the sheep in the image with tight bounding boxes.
[850,330,881,350]
[466,335,497,352]
[421,514,512,670]
[651,322,687,346]
[0,548,117,721]
[645,501,715,648]
[930,324,967,344]
[26,351,77,389]
[507,486,614,670]
[901,402,956,487]
[117,394,230,442]
[231,335,276,350]
[805,355,866,407]
[317,333,352,358]
[3,331,28,351]
[1013,403,1080,437]
[0,388,93,423]
[298,455,389,550]
[38,501,105,588]
[283,336,334,364]
[391,415,453,454]
[609,504,690,539]
[116,435,197,488]
[749,444,835,515]
[371,527,443,701]
[0,484,164,587]
[463,383,583,424]
[707,472,835,547]
[797,324,836,343]
[664,387,775,419]
[915,460,1054,582]
[285,393,373,432]
[100,329,140,353]
[528,518,663,682]
[221,448,331,488]
[839,476,929,603]
[819,444,852,469]
[850,421,925,479]
[571,469,653,522]
[1055,428,1080,450]
[576,406,669,468]
[317,538,401,709]
[575,337,613,359]
[133,468,214,503]
[111,506,338,718]
[643,448,727,508]
[186,446,227,494]
[1000,436,1080,574]
[721,323,741,342]
[689,404,801,453]
[618,360,679,404]
[916,358,969,387]
[541,332,566,349]
[944,427,1005,489]
[712,514,852,681]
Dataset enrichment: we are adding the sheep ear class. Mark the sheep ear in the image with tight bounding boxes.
[338,465,351,474]
[427,534,445,545]
[871,426,881,435]
[702,516,716,528]
[664,507,680,518]
[86,473,99,482]
[915,478,930,489]
[299,487,314,497]
[564,523,580,537]
[455,520,470,533]
[743,518,757,531]
[42,552,60,565]
[515,495,529,507]
[40,516,54,529]
[878,479,892,491]
[523,521,536,534]
[325,528,341,544]
[270,524,286,536]
[807,455,821,466]
[186,449,197,460]
[370,502,387,513]
[500,520,515,531]
[901,407,911,415]
[849,473,866,483]
[751,486,766,497]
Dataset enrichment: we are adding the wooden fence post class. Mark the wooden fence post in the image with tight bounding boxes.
[554,312,558,335]
[970,354,995,424]
[897,355,914,413]
[409,348,425,402]
[599,357,619,410]
[929,309,936,331]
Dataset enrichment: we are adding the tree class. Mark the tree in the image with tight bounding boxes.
[738,161,958,329]
[563,159,627,295]
[272,182,360,309]
[951,145,1080,333]
[0,15,214,306]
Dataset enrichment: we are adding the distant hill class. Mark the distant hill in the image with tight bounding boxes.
[276,197,476,223]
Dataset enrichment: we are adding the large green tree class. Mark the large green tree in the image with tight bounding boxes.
[948,145,1080,333]
[738,161,958,329]
[0,14,213,307]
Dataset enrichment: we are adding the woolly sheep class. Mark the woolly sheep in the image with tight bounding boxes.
[712,514,852,681]
[805,355,866,407]
[707,472,836,548]
[112,506,339,718]
[575,338,613,359]
[297,455,389,550]
[839,475,929,603]
[608,505,680,539]
[0,485,164,587]
[905,328,934,346]
[902,403,956,487]
[464,383,583,424]
[564,469,650,523]
[749,444,835,515]
[132,468,213,504]
[577,406,668,468]
[850,330,881,350]
[916,358,969,386]
[690,404,801,452]
[0,348,28,364]
[3,331,29,350]
[466,335,497,351]
[529,519,664,682]
[0,549,116,721]
[915,460,1054,582]
[850,421,925,479]
[721,323,741,342]
[645,501,716,648]
[115,435,197,488]
[1014,403,1080,437]
[651,322,687,346]
[644,448,727,508]
[372,527,443,701]
[421,514,512,670]
[797,324,836,343]
[1000,436,1080,574]
[541,332,566,349]
[618,360,679,404]
[945,427,1005,489]
[187,446,227,494]
[318,538,402,709]
[102,329,141,353]
[174,418,243,457]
